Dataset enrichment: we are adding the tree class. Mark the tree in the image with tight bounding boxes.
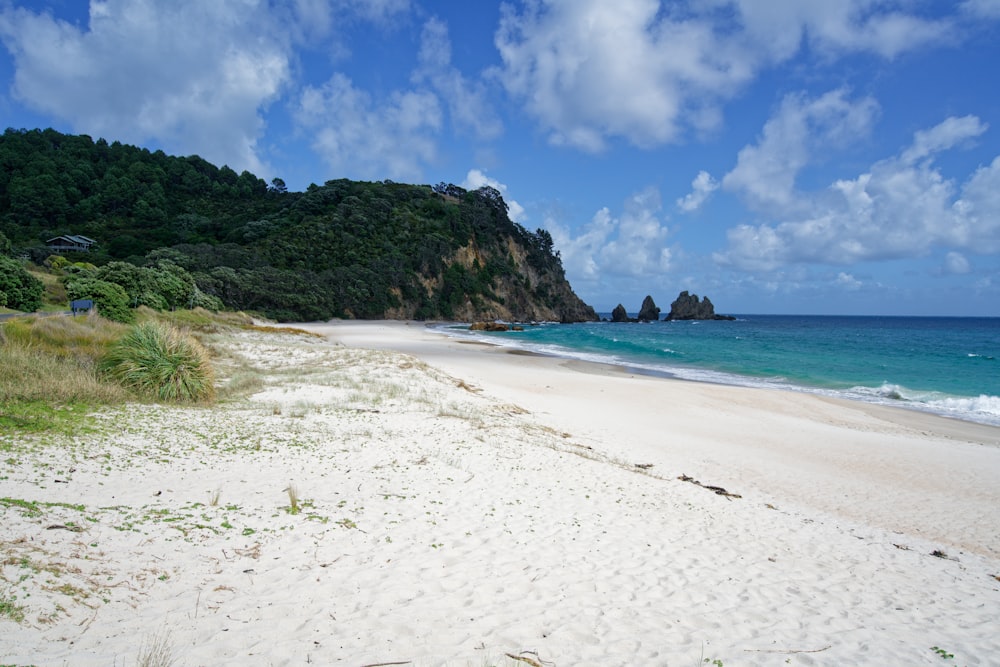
[65,278,133,323]
[269,177,287,194]
[0,256,43,311]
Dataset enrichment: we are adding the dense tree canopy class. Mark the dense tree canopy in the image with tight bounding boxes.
[0,128,596,322]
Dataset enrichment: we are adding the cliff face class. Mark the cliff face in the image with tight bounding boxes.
[390,237,597,323]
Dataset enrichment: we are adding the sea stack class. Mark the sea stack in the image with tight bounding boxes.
[610,304,630,322]
[637,295,661,322]
[665,291,736,321]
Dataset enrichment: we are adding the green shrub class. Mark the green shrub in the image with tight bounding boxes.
[0,256,44,311]
[100,322,215,402]
[66,278,133,323]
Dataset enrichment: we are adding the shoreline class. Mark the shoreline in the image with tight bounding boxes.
[293,319,1000,558]
[432,320,1000,430]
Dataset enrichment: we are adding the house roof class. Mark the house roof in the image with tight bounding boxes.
[46,235,96,246]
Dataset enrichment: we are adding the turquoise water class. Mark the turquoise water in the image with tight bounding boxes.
[436,315,1000,427]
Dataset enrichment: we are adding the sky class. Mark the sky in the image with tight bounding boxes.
[2,1,1000,316]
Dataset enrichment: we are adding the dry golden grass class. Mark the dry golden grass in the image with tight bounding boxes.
[0,314,131,406]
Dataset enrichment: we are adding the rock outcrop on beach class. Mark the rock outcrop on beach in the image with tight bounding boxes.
[611,304,630,322]
[469,321,524,332]
[666,291,736,321]
[637,295,661,322]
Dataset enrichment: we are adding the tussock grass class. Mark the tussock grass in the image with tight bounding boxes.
[100,322,216,403]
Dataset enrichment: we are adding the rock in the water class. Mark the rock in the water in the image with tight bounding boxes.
[470,321,513,331]
[611,304,630,322]
[665,291,736,320]
[637,295,660,322]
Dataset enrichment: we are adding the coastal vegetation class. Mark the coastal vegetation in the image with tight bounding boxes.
[0,127,596,322]
[0,308,255,435]
[99,321,215,403]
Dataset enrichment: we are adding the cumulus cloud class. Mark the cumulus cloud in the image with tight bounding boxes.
[296,16,503,181]
[461,169,525,222]
[722,89,879,212]
[676,171,719,212]
[836,272,863,290]
[0,0,294,176]
[546,188,673,282]
[493,1,953,152]
[715,115,1000,271]
[295,74,441,181]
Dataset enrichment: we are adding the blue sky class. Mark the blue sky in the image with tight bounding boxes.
[2,1,1000,316]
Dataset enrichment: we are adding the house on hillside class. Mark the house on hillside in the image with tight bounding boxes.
[45,235,97,253]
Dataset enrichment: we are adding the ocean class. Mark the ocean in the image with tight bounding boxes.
[434,315,1000,427]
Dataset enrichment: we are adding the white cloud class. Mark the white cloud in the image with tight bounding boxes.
[715,115,1000,271]
[547,188,673,281]
[493,1,954,152]
[295,16,505,181]
[295,73,441,181]
[944,252,971,274]
[414,18,502,141]
[461,169,525,222]
[676,171,718,212]
[901,115,988,165]
[836,272,863,290]
[726,1,956,60]
[722,89,879,211]
[341,0,411,24]
[962,0,1000,19]
[0,0,292,176]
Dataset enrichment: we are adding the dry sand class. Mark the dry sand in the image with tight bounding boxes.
[2,320,999,666]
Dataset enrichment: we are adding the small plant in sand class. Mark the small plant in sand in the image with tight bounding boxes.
[208,490,221,507]
[285,483,300,514]
[100,321,215,402]
[930,646,955,660]
[135,627,177,667]
[0,590,27,623]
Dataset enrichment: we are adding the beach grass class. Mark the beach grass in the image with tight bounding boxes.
[99,321,216,403]
[0,314,132,433]
[134,628,177,667]
[0,309,299,436]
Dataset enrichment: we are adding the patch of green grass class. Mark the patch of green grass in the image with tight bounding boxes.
[0,400,97,438]
[0,498,88,516]
[0,591,26,623]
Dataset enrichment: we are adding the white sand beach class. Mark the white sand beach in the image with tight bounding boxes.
[2,320,999,666]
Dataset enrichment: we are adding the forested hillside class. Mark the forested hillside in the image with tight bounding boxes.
[0,128,596,322]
